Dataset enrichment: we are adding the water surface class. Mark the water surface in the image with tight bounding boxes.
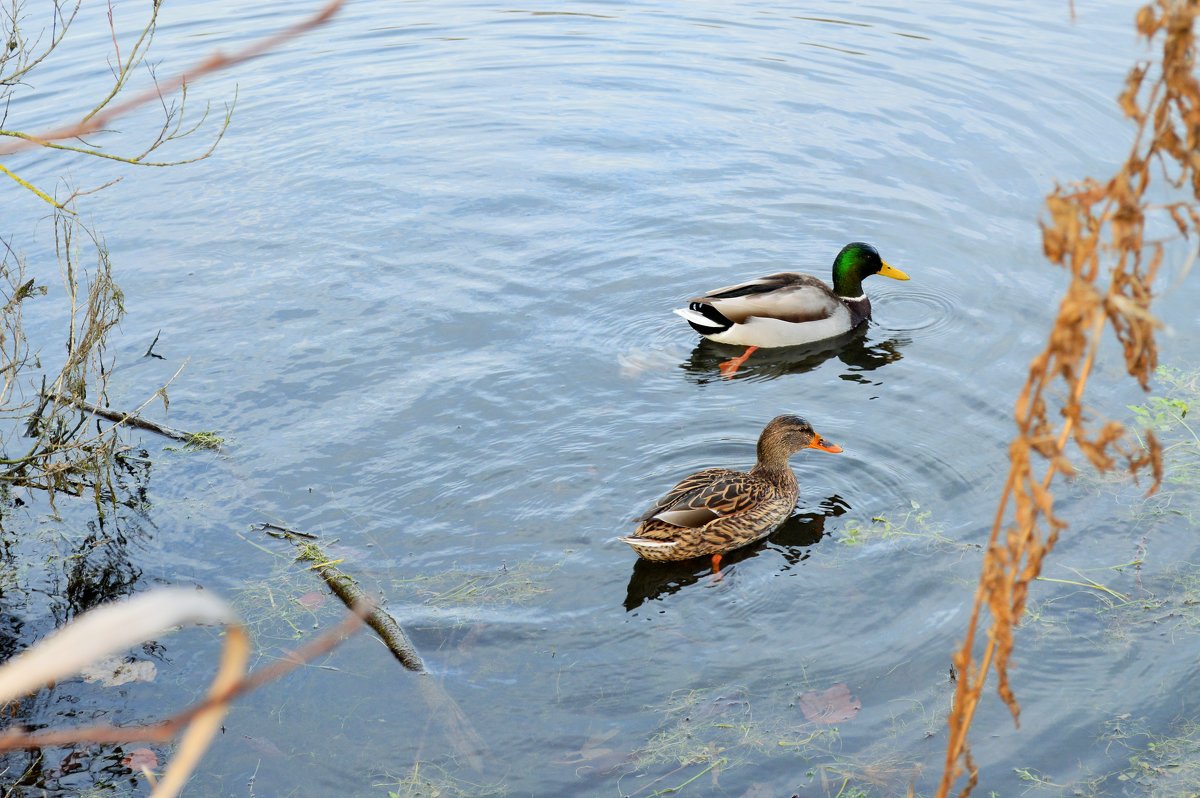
[5,0,1200,795]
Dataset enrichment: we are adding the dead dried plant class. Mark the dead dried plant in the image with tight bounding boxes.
[0,588,363,798]
[936,3,1200,795]
[0,212,124,510]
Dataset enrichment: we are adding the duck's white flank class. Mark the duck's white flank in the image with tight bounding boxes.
[700,308,853,347]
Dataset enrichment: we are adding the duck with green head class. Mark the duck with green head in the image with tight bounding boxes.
[673,242,909,375]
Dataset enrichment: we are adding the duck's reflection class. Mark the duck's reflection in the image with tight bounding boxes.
[679,328,907,384]
[622,495,849,611]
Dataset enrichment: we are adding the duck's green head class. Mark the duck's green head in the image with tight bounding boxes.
[831,242,909,297]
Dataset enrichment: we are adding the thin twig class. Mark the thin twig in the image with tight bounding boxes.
[0,0,345,157]
[144,329,164,359]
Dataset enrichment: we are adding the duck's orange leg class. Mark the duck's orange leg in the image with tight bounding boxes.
[718,346,758,378]
[711,552,724,580]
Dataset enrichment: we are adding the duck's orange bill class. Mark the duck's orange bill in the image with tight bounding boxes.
[809,436,843,454]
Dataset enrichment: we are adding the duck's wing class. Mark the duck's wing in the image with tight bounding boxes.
[691,273,841,324]
[634,468,736,525]
[634,469,769,532]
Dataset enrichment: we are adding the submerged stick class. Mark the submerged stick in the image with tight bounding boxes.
[295,538,426,673]
[42,392,217,448]
[260,522,487,770]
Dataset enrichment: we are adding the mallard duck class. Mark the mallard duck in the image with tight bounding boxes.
[673,242,909,376]
[620,415,842,574]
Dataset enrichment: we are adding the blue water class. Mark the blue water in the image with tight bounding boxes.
[4,0,1200,795]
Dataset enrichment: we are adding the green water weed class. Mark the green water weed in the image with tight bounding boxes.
[392,560,554,608]
[379,760,507,798]
[620,684,921,798]
[1098,715,1200,797]
[837,501,963,550]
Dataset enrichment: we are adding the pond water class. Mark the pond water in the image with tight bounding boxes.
[4,0,1200,796]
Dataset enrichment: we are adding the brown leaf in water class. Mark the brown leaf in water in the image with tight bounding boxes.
[121,748,158,771]
[241,734,286,758]
[798,683,860,724]
[296,591,326,610]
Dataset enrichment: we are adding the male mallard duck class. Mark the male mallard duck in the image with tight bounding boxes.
[620,415,842,574]
[673,242,909,376]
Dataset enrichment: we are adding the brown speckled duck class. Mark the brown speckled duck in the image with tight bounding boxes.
[620,415,842,573]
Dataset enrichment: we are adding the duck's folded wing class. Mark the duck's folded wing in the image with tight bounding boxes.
[635,468,738,524]
[694,273,839,324]
[645,472,768,529]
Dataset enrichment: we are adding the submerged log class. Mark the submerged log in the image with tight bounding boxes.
[258,522,487,770]
[302,541,426,673]
[42,392,219,448]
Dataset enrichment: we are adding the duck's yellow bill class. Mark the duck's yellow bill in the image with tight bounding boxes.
[809,436,843,454]
[879,261,910,281]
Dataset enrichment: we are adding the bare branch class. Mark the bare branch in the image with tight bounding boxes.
[0,0,345,158]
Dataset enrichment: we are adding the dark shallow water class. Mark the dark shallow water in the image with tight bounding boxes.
[4,1,1200,796]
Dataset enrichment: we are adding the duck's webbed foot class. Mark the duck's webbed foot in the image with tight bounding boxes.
[718,346,758,378]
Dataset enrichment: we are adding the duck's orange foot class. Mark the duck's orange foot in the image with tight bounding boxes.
[718,346,758,378]
[711,552,724,580]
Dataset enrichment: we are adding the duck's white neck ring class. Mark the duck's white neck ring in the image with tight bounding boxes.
[841,294,866,302]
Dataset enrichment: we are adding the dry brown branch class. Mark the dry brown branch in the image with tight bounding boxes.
[0,0,345,158]
[0,589,256,798]
[936,4,1199,795]
[0,600,364,752]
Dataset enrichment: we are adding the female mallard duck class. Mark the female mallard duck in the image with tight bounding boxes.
[620,415,842,574]
[673,242,909,376]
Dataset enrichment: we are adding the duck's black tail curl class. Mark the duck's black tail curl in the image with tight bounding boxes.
[684,301,733,334]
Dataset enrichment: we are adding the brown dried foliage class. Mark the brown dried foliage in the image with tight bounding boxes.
[936,3,1200,795]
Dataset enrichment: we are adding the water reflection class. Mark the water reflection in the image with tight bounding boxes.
[678,328,908,384]
[64,450,155,612]
[622,495,848,611]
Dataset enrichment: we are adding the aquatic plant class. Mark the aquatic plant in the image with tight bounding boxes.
[836,501,963,551]
[1101,715,1200,796]
[616,684,922,797]
[381,760,508,798]
[0,0,343,508]
[0,5,349,796]
[393,560,556,608]
[938,3,1200,795]
[0,0,229,508]
[1130,365,1200,489]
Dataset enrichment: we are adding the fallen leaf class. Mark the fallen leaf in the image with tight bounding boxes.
[798,683,860,724]
[121,748,157,771]
[296,591,326,610]
[80,657,157,687]
[241,735,285,758]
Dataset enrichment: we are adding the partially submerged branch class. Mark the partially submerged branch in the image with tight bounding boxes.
[262,524,426,672]
[42,391,220,450]
[260,523,489,771]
